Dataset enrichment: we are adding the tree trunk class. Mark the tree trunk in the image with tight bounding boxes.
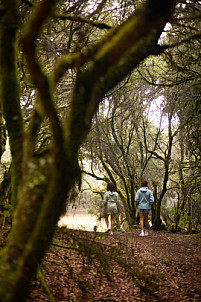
[153,112,174,230]
[173,124,188,233]
[151,181,158,226]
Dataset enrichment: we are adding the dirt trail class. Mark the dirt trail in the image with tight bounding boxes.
[117,230,201,301]
[26,229,201,302]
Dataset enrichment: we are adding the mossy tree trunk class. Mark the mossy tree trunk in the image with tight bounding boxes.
[0,108,8,221]
[151,181,158,226]
[172,123,190,232]
[147,110,174,230]
[0,0,23,208]
[0,0,176,301]
[153,113,174,230]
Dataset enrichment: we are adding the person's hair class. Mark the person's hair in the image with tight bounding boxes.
[141,180,148,187]
[107,182,116,192]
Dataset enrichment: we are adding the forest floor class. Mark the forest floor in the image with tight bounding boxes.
[1,226,201,301]
[26,228,201,302]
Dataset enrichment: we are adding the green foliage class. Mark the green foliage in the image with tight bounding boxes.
[183,232,201,243]
[87,207,94,215]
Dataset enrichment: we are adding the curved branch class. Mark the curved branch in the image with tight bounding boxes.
[65,0,176,154]
[55,14,112,30]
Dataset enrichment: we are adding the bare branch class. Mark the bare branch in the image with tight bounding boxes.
[55,14,112,29]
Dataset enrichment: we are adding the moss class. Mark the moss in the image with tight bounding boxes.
[36,266,56,302]
[183,232,201,243]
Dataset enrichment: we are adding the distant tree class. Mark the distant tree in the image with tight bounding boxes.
[164,85,201,233]
[134,0,201,230]
[83,79,158,226]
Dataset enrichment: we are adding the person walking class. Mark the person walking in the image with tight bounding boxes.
[103,182,119,235]
[135,180,154,236]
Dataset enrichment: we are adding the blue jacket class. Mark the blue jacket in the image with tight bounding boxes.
[135,187,154,210]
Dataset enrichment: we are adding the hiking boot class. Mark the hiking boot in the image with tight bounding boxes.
[139,230,144,236]
[105,228,110,233]
[144,230,148,236]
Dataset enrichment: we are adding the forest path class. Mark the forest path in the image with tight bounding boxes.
[27,229,201,302]
[117,230,201,301]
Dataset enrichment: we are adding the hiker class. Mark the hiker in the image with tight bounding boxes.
[135,180,154,236]
[103,182,119,235]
